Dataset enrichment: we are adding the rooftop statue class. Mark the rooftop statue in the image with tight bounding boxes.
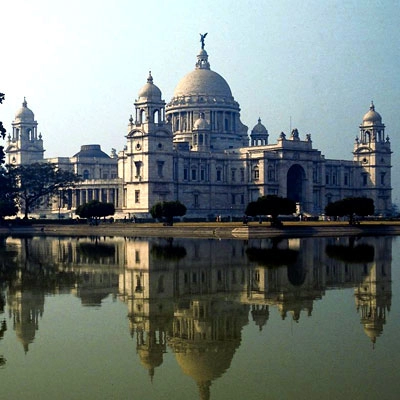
[200,32,208,49]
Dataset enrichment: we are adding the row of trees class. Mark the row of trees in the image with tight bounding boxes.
[148,195,375,227]
[245,195,375,226]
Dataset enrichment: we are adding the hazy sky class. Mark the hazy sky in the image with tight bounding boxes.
[1,0,400,201]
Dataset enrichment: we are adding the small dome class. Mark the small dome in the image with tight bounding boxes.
[15,98,34,121]
[251,118,268,134]
[137,72,162,102]
[193,114,210,130]
[362,101,382,125]
[73,144,110,158]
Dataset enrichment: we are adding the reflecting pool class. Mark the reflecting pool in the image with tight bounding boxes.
[0,235,399,400]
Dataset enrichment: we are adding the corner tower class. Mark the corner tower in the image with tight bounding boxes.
[6,98,44,165]
[353,102,392,214]
[119,73,174,215]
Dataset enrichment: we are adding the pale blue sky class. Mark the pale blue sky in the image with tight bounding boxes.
[1,0,399,201]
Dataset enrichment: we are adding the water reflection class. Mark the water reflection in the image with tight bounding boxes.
[0,235,394,399]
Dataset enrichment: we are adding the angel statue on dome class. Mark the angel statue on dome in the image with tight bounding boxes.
[200,32,208,49]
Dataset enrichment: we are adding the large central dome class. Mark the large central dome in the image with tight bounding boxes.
[166,42,249,152]
[173,66,233,99]
[170,48,234,102]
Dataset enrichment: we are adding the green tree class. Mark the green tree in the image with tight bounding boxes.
[324,197,374,224]
[8,162,81,219]
[0,93,18,221]
[75,200,115,223]
[0,93,5,148]
[245,195,296,227]
[150,200,187,225]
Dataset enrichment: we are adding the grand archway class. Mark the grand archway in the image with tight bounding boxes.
[287,164,306,204]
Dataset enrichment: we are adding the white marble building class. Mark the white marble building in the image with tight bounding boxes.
[5,41,392,219]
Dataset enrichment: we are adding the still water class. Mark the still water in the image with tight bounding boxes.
[0,234,399,400]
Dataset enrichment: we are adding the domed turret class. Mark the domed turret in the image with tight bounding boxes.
[250,118,269,146]
[362,101,382,126]
[137,72,162,102]
[133,72,166,126]
[73,144,110,159]
[193,113,210,130]
[7,97,44,165]
[15,98,34,122]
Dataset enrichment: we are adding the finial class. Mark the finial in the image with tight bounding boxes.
[147,71,153,84]
[258,117,261,124]
[23,97,27,107]
[370,100,375,111]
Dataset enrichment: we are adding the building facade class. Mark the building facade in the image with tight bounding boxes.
[5,41,392,218]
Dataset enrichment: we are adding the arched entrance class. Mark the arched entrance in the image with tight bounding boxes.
[287,164,306,204]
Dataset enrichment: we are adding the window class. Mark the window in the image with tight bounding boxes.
[83,170,90,180]
[224,117,229,131]
[134,161,142,177]
[200,168,205,181]
[135,190,140,203]
[241,194,244,204]
[140,110,146,123]
[344,174,348,186]
[216,169,222,181]
[231,169,236,182]
[231,194,236,205]
[253,167,259,181]
[313,167,318,183]
[326,174,329,185]
[240,168,245,182]
[268,166,275,181]
[362,174,368,186]
[157,161,164,178]
[183,168,188,180]
[153,110,159,123]
[194,194,199,207]
[191,169,197,180]
[380,173,385,185]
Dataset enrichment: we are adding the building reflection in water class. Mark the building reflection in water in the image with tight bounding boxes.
[0,234,393,399]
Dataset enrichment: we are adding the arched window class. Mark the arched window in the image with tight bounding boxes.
[140,109,146,123]
[153,110,159,123]
[83,170,90,180]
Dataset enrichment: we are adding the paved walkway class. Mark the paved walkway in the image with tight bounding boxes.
[1,221,400,239]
